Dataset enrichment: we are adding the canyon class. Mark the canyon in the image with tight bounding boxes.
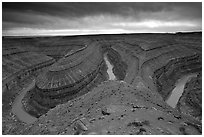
[2,32,202,134]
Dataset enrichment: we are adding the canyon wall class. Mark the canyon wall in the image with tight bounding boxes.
[2,33,202,134]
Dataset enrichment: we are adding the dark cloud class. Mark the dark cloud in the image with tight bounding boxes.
[3,2,201,18]
[2,2,202,36]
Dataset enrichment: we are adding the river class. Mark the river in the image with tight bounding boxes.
[166,74,197,108]
[11,54,115,124]
[11,79,37,124]
[104,54,116,80]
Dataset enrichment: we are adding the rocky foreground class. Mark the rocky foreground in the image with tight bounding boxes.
[18,81,201,135]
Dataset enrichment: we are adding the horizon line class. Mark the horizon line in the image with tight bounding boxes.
[2,30,202,37]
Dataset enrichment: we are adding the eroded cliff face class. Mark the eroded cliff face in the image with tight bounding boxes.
[177,72,202,121]
[151,54,201,100]
[19,81,201,135]
[22,40,129,118]
[106,48,128,80]
[22,41,108,117]
[3,33,202,135]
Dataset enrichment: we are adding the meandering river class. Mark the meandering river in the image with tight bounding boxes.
[12,57,197,124]
[166,74,197,108]
[11,54,116,124]
[11,79,37,124]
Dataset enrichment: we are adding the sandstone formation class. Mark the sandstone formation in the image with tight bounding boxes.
[22,41,108,117]
[2,32,202,135]
[21,39,130,118]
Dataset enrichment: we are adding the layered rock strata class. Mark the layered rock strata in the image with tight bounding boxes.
[138,37,202,122]
[177,72,202,121]
[2,49,55,91]
[2,33,202,135]
[152,54,201,100]
[141,45,201,99]
[23,42,109,117]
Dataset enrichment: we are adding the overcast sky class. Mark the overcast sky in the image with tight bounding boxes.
[2,2,202,36]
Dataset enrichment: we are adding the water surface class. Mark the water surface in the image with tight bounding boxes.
[166,74,197,108]
[104,54,116,80]
[12,79,37,124]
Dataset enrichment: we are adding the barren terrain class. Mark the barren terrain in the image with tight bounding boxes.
[2,32,202,135]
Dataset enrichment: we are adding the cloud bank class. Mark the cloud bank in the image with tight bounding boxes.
[2,2,202,36]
